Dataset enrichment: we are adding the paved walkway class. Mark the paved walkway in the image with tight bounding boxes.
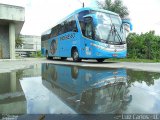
[0,58,160,73]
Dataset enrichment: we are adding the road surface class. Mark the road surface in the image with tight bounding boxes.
[0,58,160,73]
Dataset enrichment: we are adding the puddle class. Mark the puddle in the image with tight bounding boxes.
[0,63,160,114]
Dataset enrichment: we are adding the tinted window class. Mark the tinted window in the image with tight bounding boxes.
[78,10,90,36]
[85,20,93,39]
[58,22,65,35]
[50,25,59,38]
[41,29,51,41]
[65,16,78,33]
[49,16,78,37]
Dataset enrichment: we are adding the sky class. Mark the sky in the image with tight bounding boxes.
[0,0,160,36]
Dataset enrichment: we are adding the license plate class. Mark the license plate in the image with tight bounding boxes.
[114,45,124,49]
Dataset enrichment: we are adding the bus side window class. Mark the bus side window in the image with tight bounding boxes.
[64,21,68,33]
[51,25,59,38]
[66,16,78,32]
[68,17,78,32]
[71,20,78,32]
[58,22,66,35]
[79,21,85,35]
[78,10,90,36]
[85,20,93,39]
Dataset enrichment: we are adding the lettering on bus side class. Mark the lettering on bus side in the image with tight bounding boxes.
[60,33,75,40]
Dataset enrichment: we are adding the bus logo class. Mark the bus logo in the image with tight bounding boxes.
[60,33,75,40]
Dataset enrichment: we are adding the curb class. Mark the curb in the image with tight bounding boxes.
[0,58,44,62]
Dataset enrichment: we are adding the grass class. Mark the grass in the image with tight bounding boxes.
[106,58,160,63]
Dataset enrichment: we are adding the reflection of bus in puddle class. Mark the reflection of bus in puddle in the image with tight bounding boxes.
[42,63,132,114]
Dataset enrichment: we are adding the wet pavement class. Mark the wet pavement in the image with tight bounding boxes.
[0,63,160,118]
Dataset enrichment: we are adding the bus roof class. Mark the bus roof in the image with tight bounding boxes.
[58,7,119,24]
[42,7,119,35]
[74,7,119,16]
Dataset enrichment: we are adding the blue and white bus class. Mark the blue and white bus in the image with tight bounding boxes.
[41,7,131,62]
[42,64,131,113]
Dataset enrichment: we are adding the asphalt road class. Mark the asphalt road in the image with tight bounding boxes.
[0,58,160,73]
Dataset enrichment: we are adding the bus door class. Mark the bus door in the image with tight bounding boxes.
[83,16,95,57]
[77,10,94,58]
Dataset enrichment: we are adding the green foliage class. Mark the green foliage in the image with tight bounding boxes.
[127,31,160,60]
[15,37,23,48]
[127,69,160,86]
[97,0,129,18]
[30,51,42,58]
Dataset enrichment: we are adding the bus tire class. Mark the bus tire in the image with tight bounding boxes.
[46,51,52,60]
[72,49,81,62]
[61,57,67,60]
[96,59,105,63]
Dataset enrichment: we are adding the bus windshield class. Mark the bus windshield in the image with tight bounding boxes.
[94,12,125,44]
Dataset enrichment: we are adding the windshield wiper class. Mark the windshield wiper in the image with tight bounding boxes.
[107,24,123,45]
[112,24,123,44]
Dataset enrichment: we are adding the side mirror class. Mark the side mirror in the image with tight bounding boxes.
[122,20,133,31]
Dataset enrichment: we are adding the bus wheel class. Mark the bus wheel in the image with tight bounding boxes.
[61,57,67,60]
[96,59,105,63]
[72,49,81,62]
[46,51,52,60]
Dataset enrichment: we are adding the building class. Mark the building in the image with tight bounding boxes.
[0,64,41,114]
[15,35,41,57]
[0,3,25,59]
[0,71,26,114]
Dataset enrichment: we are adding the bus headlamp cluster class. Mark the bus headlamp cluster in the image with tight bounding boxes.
[91,43,109,51]
[91,43,126,52]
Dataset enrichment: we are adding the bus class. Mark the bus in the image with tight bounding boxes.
[42,63,131,113]
[41,7,131,62]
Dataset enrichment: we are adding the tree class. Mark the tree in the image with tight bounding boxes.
[126,31,160,60]
[15,37,23,48]
[97,0,129,18]
[127,69,160,86]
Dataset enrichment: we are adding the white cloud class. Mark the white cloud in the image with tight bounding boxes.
[20,0,98,35]
[0,0,26,7]
[1,0,160,35]
[21,0,96,35]
[123,0,160,35]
